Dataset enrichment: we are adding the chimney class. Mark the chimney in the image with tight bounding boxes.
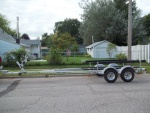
[16,39,20,44]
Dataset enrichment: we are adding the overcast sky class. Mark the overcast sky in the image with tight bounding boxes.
[0,0,150,39]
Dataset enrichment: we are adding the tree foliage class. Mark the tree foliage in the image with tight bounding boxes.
[79,0,145,46]
[142,13,150,37]
[114,0,137,19]
[54,18,83,44]
[115,53,127,60]
[49,33,78,61]
[0,13,17,36]
[51,32,78,52]
[40,33,54,48]
[3,48,28,67]
[21,33,30,40]
[46,48,63,65]
[106,43,116,58]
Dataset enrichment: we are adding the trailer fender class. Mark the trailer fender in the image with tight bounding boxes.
[99,66,118,75]
[118,65,135,75]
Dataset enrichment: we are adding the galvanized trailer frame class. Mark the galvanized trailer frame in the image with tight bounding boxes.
[0,56,146,83]
[83,59,146,83]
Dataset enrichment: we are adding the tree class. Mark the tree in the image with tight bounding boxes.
[114,0,137,19]
[21,33,30,40]
[106,43,116,58]
[54,18,83,44]
[114,0,146,45]
[142,13,150,37]
[46,48,63,65]
[0,13,17,36]
[79,0,127,45]
[50,33,78,61]
[0,14,10,31]
[51,32,78,52]
[41,33,50,46]
[79,0,145,46]
[57,33,78,52]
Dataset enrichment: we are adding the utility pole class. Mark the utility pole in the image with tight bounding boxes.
[128,0,132,60]
[16,16,20,44]
[17,17,19,39]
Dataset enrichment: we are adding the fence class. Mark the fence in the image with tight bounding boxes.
[117,44,150,63]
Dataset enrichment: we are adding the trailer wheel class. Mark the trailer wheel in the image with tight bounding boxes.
[104,69,118,83]
[121,69,134,82]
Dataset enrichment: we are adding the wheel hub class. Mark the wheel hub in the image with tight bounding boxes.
[124,72,132,80]
[107,72,115,80]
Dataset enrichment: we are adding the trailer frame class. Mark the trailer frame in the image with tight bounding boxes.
[0,56,146,83]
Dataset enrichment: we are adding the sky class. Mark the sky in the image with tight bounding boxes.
[0,0,150,40]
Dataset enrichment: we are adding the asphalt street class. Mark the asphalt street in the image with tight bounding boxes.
[0,74,150,113]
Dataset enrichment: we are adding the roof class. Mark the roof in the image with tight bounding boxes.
[86,40,109,48]
[20,39,41,47]
[0,28,41,47]
[0,28,16,44]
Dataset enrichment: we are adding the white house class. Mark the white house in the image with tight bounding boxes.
[20,39,41,59]
[86,40,116,58]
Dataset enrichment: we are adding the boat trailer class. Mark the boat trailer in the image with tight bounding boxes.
[0,56,146,83]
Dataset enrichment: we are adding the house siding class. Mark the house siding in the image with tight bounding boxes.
[0,40,20,59]
[31,45,41,58]
[94,42,110,58]
[86,41,113,58]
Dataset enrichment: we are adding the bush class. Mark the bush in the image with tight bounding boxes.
[115,53,127,60]
[106,43,116,58]
[3,48,28,67]
[46,48,63,65]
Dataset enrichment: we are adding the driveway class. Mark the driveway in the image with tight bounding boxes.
[0,74,150,113]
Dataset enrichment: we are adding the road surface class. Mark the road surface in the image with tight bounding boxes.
[0,74,150,113]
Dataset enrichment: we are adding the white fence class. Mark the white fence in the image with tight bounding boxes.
[117,44,150,63]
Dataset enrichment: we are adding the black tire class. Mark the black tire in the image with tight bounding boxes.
[121,68,134,82]
[104,69,118,83]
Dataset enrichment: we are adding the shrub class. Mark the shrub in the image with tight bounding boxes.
[46,48,63,65]
[115,53,127,60]
[3,48,28,67]
[106,43,117,58]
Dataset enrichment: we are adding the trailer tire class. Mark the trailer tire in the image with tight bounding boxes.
[104,69,118,83]
[121,68,134,82]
